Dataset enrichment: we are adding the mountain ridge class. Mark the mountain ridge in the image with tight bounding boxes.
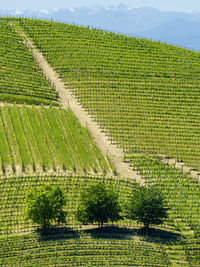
[1,5,200,50]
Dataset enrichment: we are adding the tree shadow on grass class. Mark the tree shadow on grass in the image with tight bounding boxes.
[36,227,79,242]
[35,225,181,243]
[83,225,134,240]
[83,225,181,242]
[136,227,182,242]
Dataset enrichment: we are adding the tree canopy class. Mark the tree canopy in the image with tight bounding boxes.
[127,185,169,230]
[75,182,121,228]
[25,184,67,229]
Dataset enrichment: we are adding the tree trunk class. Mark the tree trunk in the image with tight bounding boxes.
[43,217,46,229]
[144,223,149,237]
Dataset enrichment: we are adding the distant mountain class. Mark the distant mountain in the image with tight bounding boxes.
[140,19,200,51]
[1,5,200,50]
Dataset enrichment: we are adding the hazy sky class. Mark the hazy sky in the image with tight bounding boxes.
[1,0,200,13]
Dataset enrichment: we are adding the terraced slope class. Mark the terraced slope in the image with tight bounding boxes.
[0,19,58,105]
[19,18,200,170]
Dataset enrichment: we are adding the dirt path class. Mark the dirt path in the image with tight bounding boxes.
[13,24,200,184]
[11,25,145,185]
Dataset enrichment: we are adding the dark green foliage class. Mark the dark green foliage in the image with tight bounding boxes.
[25,184,67,229]
[76,182,121,227]
[127,185,169,229]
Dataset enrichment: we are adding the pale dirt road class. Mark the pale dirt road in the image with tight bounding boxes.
[12,25,145,185]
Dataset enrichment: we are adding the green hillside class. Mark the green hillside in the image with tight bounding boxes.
[0,232,171,266]
[0,174,136,234]
[0,19,58,105]
[125,153,200,237]
[0,172,195,266]
[0,17,199,266]
[0,105,111,175]
[19,18,200,170]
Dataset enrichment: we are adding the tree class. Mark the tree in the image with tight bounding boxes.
[25,184,67,229]
[75,182,121,228]
[126,185,169,231]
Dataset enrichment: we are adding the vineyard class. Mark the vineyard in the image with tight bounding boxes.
[0,17,199,266]
[0,173,198,266]
[0,104,111,175]
[19,18,200,171]
[124,153,200,237]
[0,19,58,105]
[0,173,137,234]
[0,232,172,266]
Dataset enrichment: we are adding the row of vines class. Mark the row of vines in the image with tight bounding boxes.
[0,19,58,105]
[0,18,199,265]
[0,104,112,175]
[0,172,199,266]
[18,18,200,170]
[125,153,200,238]
[0,232,171,266]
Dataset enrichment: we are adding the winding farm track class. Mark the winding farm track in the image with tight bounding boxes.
[12,24,145,185]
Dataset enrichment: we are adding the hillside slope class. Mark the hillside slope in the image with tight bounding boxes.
[19,18,200,171]
[0,18,199,266]
[0,19,58,105]
[0,105,111,175]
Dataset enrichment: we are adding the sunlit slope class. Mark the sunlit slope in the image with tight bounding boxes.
[0,172,198,266]
[0,173,188,266]
[0,174,137,234]
[20,19,200,170]
[0,105,111,175]
[125,153,200,237]
[0,233,171,266]
[0,19,58,105]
